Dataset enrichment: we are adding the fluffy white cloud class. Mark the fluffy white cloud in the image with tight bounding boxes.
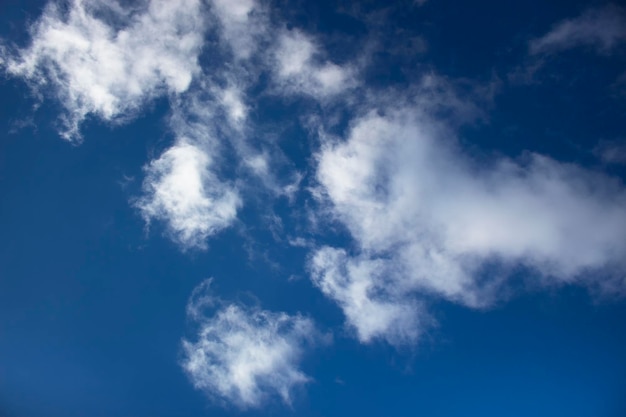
[2,0,206,140]
[274,30,355,98]
[529,4,626,55]
[181,280,321,408]
[136,141,240,250]
[311,105,626,345]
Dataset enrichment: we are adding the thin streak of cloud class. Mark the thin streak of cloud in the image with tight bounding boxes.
[529,4,626,55]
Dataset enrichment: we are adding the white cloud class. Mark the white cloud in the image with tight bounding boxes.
[310,247,428,345]
[205,0,354,99]
[529,4,626,55]
[311,105,626,345]
[1,0,255,250]
[181,279,322,408]
[217,84,248,127]
[133,76,298,251]
[274,29,355,98]
[209,0,264,60]
[2,0,206,140]
[136,141,240,250]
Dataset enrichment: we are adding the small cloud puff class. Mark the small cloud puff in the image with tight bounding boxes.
[135,141,240,250]
[274,29,355,98]
[181,279,323,408]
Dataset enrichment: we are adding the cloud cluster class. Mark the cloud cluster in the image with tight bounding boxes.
[4,0,626,409]
[529,4,626,55]
[2,0,206,140]
[311,105,626,345]
[181,280,321,408]
[1,0,354,227]
[129,0,355,251]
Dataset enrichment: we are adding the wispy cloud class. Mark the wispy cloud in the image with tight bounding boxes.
[529,4,626,55]
[209,0,265,60]
[273,29,356,98]
[594,139,626,165]
[206,0,355,99]
[310,98,626,345]
[181,280,323,408]
[310,247,430,345]
[1,0,207,141]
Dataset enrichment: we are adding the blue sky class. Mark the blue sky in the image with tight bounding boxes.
[1,0,626,416]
